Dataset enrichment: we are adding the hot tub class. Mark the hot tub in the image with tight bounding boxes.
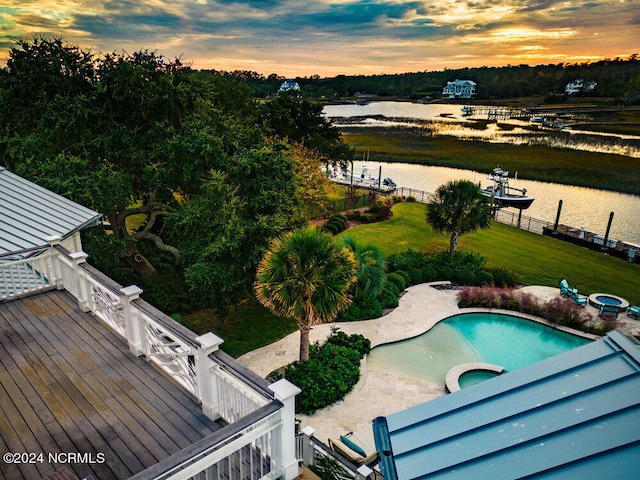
[588,293,629,313]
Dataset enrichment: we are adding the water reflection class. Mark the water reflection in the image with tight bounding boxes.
[351,161,640,245]
[324,101,640,158]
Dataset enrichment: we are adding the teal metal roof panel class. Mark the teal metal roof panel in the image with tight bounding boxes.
[0,167,101,254]
[373,331,640,479]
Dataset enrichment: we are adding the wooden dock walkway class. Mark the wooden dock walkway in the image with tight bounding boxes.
[0,290,222,480]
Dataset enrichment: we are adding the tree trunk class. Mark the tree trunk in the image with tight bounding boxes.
[125,243,156,278]
[449,232,459,254]
[299,327,311,362]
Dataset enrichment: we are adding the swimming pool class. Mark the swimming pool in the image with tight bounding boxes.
[366,312,591,384]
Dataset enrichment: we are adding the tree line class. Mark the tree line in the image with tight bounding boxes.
[215,56,640,103]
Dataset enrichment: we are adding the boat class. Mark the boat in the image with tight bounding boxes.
[324,163,396,192]
[461,105,473,116]
[482,168,535,209]
[356,97,369,106]
[530,115,544,123]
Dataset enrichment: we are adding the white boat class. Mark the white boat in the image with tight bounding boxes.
[324,163,396,191]
[530,115,544,123]
[482,168,535,209]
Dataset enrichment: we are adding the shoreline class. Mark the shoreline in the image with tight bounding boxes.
[339,127,640,196]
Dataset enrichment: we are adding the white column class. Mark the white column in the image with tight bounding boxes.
[44,236,63,290]
[300,425,316,467]
[356,464,373,480]
[195,332,224,420]
[120,285,144,356]
[269,379,302,480]
[70,251,90,311]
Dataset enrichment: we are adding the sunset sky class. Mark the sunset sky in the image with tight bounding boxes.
[1,1,638,77]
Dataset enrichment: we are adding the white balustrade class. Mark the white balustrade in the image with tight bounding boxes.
[1,242,301,480]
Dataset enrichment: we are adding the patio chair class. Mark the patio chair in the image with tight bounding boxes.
[628,304,640,320]
[567,289,588,307]
[328,436,379,466]
[559,279,578,298]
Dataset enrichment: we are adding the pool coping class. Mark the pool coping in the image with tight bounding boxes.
[445,362,505,393]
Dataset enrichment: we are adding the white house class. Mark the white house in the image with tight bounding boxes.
[565,79,597,95]
[442,79,477,99]
[278,80,301,94]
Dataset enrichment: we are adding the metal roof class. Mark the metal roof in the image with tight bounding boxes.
[0,166,102,255]
[373,330,640,479]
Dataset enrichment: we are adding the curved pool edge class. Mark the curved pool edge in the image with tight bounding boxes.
[367,307,600,352]
[445,363,504,394]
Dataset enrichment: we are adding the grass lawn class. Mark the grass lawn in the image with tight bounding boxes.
[341,202,640,304]
[183,299,298,358]
[193,201,639,359]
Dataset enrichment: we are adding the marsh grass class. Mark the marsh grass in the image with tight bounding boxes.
[342,130,640,195]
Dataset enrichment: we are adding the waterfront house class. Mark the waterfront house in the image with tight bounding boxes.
[565,79,597,95]
[0,167,301,480]
[278,80,301,94]
[373,330,640,479]
[442,80,476,99]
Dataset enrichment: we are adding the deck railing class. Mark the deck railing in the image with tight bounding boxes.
[0,238,301,480]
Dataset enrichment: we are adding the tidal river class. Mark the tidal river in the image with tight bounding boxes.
[350,161,640,246]
[322,102,640,245]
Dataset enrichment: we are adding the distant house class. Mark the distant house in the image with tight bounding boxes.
[278,80,301,94]
[442,79,476,98]
[373,330,640,480]
[565,79,597,95]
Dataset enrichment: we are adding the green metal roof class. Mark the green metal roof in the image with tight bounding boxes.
[373,330,640,479]
[0,167,102,255]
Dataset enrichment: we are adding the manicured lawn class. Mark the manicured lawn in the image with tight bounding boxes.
[196,201,639,358]
[183,300,298,358]
[342,202,640,304]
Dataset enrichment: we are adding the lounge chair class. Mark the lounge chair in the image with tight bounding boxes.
[628,304,640,320]
[328,437,379,466]
[567,290,588,307]
[559,279,578,298]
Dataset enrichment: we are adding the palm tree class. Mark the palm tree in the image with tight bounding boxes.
[427,180,491,254]
[338,236,385,299]
[255,227,357,362]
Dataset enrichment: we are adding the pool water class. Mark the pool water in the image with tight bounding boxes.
[458,370,501,389]
[596,295,622,306]
[366,312,591,384]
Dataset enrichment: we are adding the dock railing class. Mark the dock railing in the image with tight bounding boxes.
[0,237,301,480]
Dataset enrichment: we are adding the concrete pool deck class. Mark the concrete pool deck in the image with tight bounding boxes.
[237,283,640,449]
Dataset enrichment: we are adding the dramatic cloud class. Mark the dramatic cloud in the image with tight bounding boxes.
[0,0,638,75]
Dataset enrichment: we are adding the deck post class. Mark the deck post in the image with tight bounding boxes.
[269,379,302,480]
[70,252,90,312]
[300,426,316,466]
[120,285,145,356]
[356,464,374,480]
[45,236,64,290]
[195,332,224,420]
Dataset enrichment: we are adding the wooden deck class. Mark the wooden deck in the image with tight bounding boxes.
[0,289,222,480]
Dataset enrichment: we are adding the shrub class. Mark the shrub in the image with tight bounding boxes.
[405,196,416,202]
[325,329,371,356]
[377,280,400,309]
[488,267,520,287]
[385,272,406,291]
[336,295,383,321]
[274,331,370,414]
[394,269,411,286]
[324,214,348,234]
[475,269,494,286]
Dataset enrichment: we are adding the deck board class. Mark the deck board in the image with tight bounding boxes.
[0,290,222,480]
